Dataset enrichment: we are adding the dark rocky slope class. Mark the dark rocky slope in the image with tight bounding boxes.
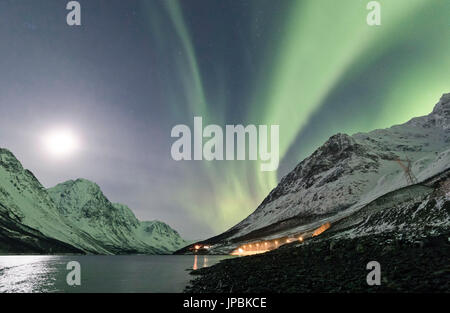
[186,232,449,293]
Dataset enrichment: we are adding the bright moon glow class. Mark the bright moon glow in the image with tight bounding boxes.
[43,128,80,158]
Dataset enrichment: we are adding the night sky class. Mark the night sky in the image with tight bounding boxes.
[0,0,449,239]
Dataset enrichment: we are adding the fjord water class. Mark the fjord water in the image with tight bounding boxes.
[0,255,231,293]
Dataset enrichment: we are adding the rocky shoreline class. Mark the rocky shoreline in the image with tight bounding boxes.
[185,232,450,293]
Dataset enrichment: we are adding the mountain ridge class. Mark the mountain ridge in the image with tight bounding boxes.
[182,93,450,254]
[0,150,189,254]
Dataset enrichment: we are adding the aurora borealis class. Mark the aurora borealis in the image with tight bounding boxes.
[0,0,449,239]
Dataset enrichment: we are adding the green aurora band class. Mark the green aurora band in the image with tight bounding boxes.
[143,0,450,235]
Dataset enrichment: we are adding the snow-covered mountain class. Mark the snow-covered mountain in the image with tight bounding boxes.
[192,93,450,253]
[0,151,188,254]
[48,179,189,254]
[329,171,450,242]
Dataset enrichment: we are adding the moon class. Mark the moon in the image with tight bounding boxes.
[42,128,80,158]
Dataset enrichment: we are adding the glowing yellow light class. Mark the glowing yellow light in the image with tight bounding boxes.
[312,222,331,237]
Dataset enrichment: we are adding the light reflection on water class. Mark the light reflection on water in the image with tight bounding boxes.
[0,256,62,293]
[192,255,209,270]
[0,255,231,293]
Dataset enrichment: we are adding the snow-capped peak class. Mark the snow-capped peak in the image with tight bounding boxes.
[48,178,189,253]
[0,148,189,254]
[432,93,450,115]
[0,148,24,172]
[207,93,450,248]
[407,93,450,130]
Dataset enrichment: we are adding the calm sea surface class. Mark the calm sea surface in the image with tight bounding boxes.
[0,255,232,293]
